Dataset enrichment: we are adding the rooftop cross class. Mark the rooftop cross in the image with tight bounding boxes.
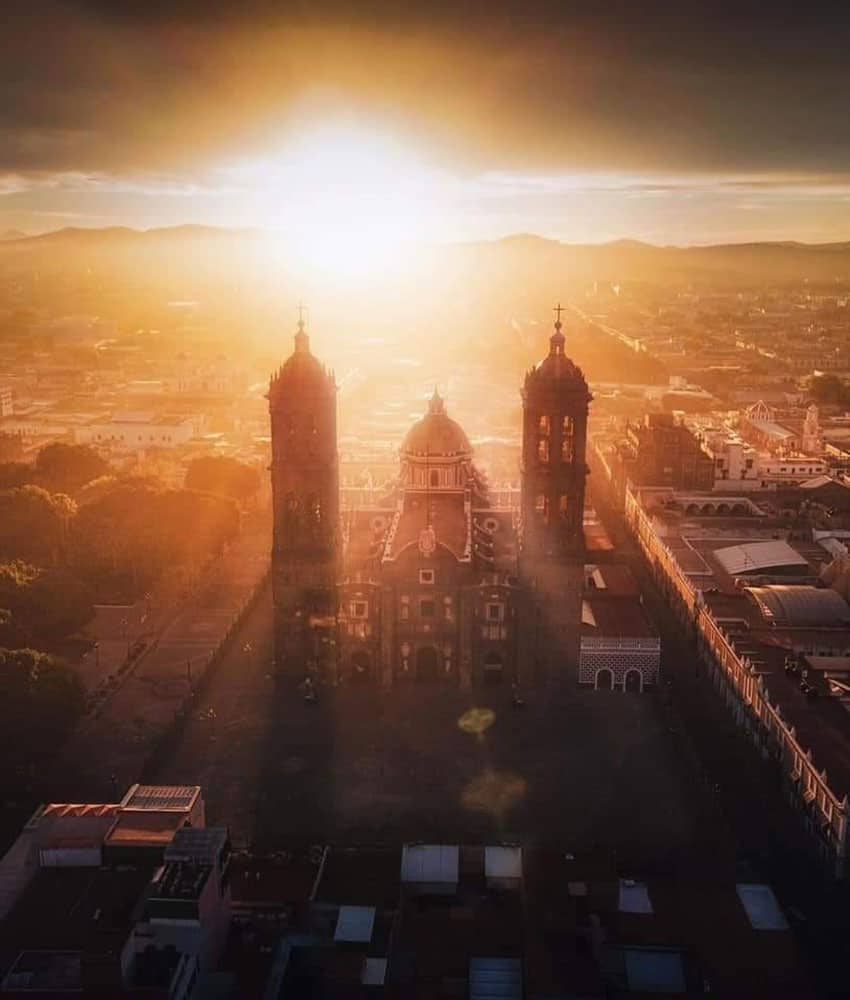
[554,302,564,327]
[297,302,307,327]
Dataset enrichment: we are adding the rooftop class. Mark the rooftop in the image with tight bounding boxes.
[582,595,658,639]
[104,809,188,848]
[120,784,200,813]
[713,539,809,577]
[0,866,152,983]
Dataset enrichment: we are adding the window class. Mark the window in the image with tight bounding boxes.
[400,596,410,621]
[443,596,454,621]
[535,495,550,523]
[537,437,549,462]
[538,415,550,435]
[430,469,440,487]
[561,416,574,462]
[486,602,504,622]
[559,495,569,519]
[420,599,436,618]
[419,569,435,585]
[350,601,368,619]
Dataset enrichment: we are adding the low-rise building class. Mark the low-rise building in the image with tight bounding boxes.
[623,484,850,877]
[581,564,661,691]
[75,411,196,452]
[0,784,214,999]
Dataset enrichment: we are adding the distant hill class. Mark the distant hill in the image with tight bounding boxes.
[2,224,850,289]
[0,229,27,241]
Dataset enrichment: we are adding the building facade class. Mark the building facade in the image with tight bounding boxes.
[269,310,590,689]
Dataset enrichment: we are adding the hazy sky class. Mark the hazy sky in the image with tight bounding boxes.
[3,1,850,243]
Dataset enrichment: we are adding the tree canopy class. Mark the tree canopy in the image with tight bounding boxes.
[0,485,75,564]
[35,442,109,493]
[0,561,94,641]
[810,374,850,408]
[185,455,261,504]
[70,480,239,597]
[0,647,85,779]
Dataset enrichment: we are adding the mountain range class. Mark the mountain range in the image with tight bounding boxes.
[2,225,850,286]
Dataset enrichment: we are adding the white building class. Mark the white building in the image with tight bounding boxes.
[75,411,196,451]
[700,427,828,491]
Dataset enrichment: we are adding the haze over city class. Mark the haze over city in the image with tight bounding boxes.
[4,3,850,998]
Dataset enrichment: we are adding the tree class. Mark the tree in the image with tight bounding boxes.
[0,648,85,779]
[70,480,240,598]
[35,442,109,493]
[0,462,33,490]
[0,561,94,640]
[185,455,261,505]
[0,486,76,564]
[810,374,850,408]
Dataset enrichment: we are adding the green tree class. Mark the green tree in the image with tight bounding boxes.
[70,481,239,598]
[0,462,33,490]
[0,486,76,564]
[810,374,850,407]
[0,561,94,640]
[35,442,109,493]
[185,455,261,504]
[0,648,85,778]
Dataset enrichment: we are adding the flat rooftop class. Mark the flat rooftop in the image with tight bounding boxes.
[582,595,658,639]
[0,866,152,983]
[104,809,187,848]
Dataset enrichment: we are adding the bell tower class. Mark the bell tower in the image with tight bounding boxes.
[268,309,340,680]
[519,305,591,681]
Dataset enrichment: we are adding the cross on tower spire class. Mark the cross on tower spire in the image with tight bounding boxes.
[549,302,566,355]
[554,302,564,328]
[294,302,309,353]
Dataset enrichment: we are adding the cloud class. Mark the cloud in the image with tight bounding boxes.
[2,1,850,183]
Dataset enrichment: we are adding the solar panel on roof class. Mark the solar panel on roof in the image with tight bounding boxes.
[123,785,199,811]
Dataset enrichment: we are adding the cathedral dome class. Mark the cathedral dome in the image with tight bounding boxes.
[401,389,472,457]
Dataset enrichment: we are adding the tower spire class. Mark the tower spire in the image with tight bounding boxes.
[294,302,309,353]
[550,302,565,355]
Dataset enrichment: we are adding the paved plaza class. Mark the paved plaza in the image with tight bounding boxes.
[149,590,726,871]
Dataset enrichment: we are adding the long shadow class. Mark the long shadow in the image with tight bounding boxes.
[251,673,338,853]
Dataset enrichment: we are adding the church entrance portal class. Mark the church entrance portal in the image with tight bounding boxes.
[416,645,440,682]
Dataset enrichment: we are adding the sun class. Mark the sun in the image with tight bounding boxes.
[254,124,446,285]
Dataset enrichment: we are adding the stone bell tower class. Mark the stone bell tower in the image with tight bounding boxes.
[519,305,592,682]
[268,310,340,680]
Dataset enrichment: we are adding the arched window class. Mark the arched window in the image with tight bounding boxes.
[561,416,574,462]
[538,415,550,435]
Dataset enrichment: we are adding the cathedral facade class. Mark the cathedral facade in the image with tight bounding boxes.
[268,310,591,689]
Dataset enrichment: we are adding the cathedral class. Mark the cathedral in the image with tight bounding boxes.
[268,309,591,689]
